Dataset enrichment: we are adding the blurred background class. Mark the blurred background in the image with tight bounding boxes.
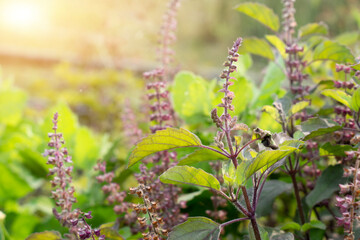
[0,0,359,239]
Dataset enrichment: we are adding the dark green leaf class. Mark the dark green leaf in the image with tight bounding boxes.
[168,217,220,240]
[299,118,342,141]
[306,165,346,208]
[128,128,202,167]
[235,2,280,32]
[160,166,221,191]
[319,142,355,157]
[256,180,292,216]
[301,220,326,232]
[281,222,301,231]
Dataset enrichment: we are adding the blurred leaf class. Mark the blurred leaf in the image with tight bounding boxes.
[351,87,360,112]
[26,231,62,240]
[235,2,280,32]
[42,103,78,140]
[335,31,360,46]
[171,71,214,124]
[74,127,100,169]
[256,180,292,216]
[298,23,328,38]
[128,128,202,167]
[249,224,269,240]
[253,61,286,108]
[168,217,220,240]
[100,227,124,240]
[177,189,204,203]
[178,148,227,166]
[11,213,39,240]
[214,75,253,117]
[322,89,351,108]
[301,220,326,232]
[160,166,220,191]
[265,35,286,58]
[319,142,354,157]
[289,101,309,115]
[281,222,301,231]
[245,140,303,179]
[0,163,32,202]
[0,88,27,126]
[299,117,342,141]
[313,40,355,63]
[262,106,281,123]
[306,165,346,208]
[238,38,275,60]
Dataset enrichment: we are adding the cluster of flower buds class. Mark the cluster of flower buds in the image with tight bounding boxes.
[144,69,173,133]
[336,152,360,235]
[94,161,129,215]
[282,0,296,45]
[44,113,101,239]
[129,183,169,240]
[122,99,143,146]
[215,38,242,125]
[158,0,181,72]
[333,80,355,90]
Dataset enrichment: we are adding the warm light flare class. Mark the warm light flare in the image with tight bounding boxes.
[2,2,42,30]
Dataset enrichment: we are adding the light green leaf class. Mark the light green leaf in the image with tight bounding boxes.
[128,128,202,167]
[265,35,286,58]
[245,140,303,178]
[301,221,326,232]
[171,71,214,124]
[169,217,220,240]
[313,40,355,63]
[26,231,61,240]
[351,88,360,112]
[100,227,125,240]
[289,101,309,115]
[298,23,328,38]
[238,38,275,60]
[178,148,227,166]
[262,105,281,122]
[235,2,280,32]
[281,222,301,231]
[306,165,346,208]
[74,127,100,169]
[160,166,220,190]
[319,142,354,157]
[0,88,27,126]
[300,118,342,141]
[335,31,360,46]
[322,89,351,108]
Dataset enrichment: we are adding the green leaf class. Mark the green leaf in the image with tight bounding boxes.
[301,220,326,232]
[256,180,292,217]
[168,217,220,240]
[322,89,351,108]
[335,31,360,46]
[351,87,360,112]
[178,148,227,166]
[289,101,309,115]
[0,88,27,126]
[171,71,214,124]
[238,38,275,60]
[160,166,220,191]
[128,128,202,167]
[306,165,346,208]
[265,35,286,58]
[245,140,303,178]
[313,40,355,63]
[249,224,269,240]
[100,227,124,240]
[319,142,355,157]
[74,127,100,169]
[299,117,342,141]
[262,105,281,123]
[235,2,280,32]
[26,231,62,240]
[298,23,328,38]
[281,222,301,231]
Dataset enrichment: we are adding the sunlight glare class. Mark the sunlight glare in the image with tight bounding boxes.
[2,2,42,30]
